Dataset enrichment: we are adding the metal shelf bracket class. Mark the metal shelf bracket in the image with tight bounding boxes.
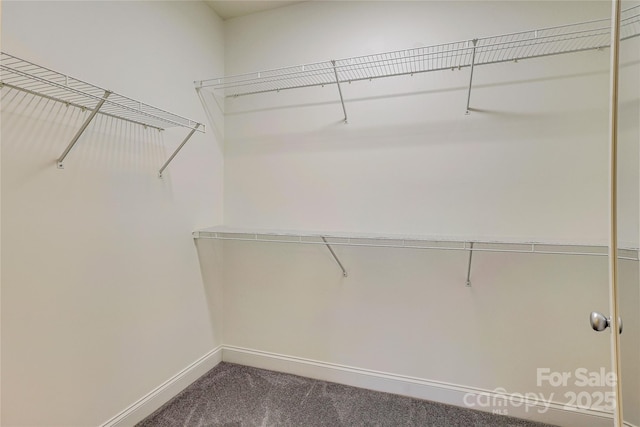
[465,39,478,115]
[57,90,111,169]
[466,242,474,287]
[331,60,348,124]
[322,236,348,277]
[158,123,202,178]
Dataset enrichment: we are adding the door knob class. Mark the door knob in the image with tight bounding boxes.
[590,312,623,334]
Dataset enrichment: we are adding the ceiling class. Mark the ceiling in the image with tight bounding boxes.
[205,1,304,20]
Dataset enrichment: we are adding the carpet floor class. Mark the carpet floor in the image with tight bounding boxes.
[137,362,557,427]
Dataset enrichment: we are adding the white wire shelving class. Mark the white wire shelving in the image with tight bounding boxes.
[193,226,639,283]
[196,5,640,120]
[0,52,205,177]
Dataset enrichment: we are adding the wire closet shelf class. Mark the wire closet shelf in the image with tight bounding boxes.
[197,5,640,98]
[0,52,205,176]
[194,227,639,283]
[193,227,640,262]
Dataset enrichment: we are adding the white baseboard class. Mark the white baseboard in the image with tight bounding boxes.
[222,345,618,427]
[98,344,635,427]
[100,346,223,427]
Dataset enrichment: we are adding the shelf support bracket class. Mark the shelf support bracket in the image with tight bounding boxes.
[57,90,111,169]
[465,39,478,115]
[322,236,348,277]
[466,242,474,287]
[158,123,202,178]
[331,60,348,124]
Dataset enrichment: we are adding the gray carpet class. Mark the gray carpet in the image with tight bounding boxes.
[137,362,556,427]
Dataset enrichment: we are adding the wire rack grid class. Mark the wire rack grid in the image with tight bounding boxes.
[198,5,640,98]
[0,52,203,132]
[193,227,640,261]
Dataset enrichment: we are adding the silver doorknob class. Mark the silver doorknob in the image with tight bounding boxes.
[590,312,623,334]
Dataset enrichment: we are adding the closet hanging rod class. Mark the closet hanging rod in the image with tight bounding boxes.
[1,52,205,175]
[197,5,640,99]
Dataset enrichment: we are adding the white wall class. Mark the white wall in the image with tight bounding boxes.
[218,239,639,423]
[221,0,627,245]
[1,1,224,425]
[2,0,637,425]
[214,0,640,424]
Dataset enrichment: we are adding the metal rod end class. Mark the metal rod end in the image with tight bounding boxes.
[465,110,471,115]
[343,272,348,278]
[158,171,164,178]
[466,281,472,287]
[57,162,64,169]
